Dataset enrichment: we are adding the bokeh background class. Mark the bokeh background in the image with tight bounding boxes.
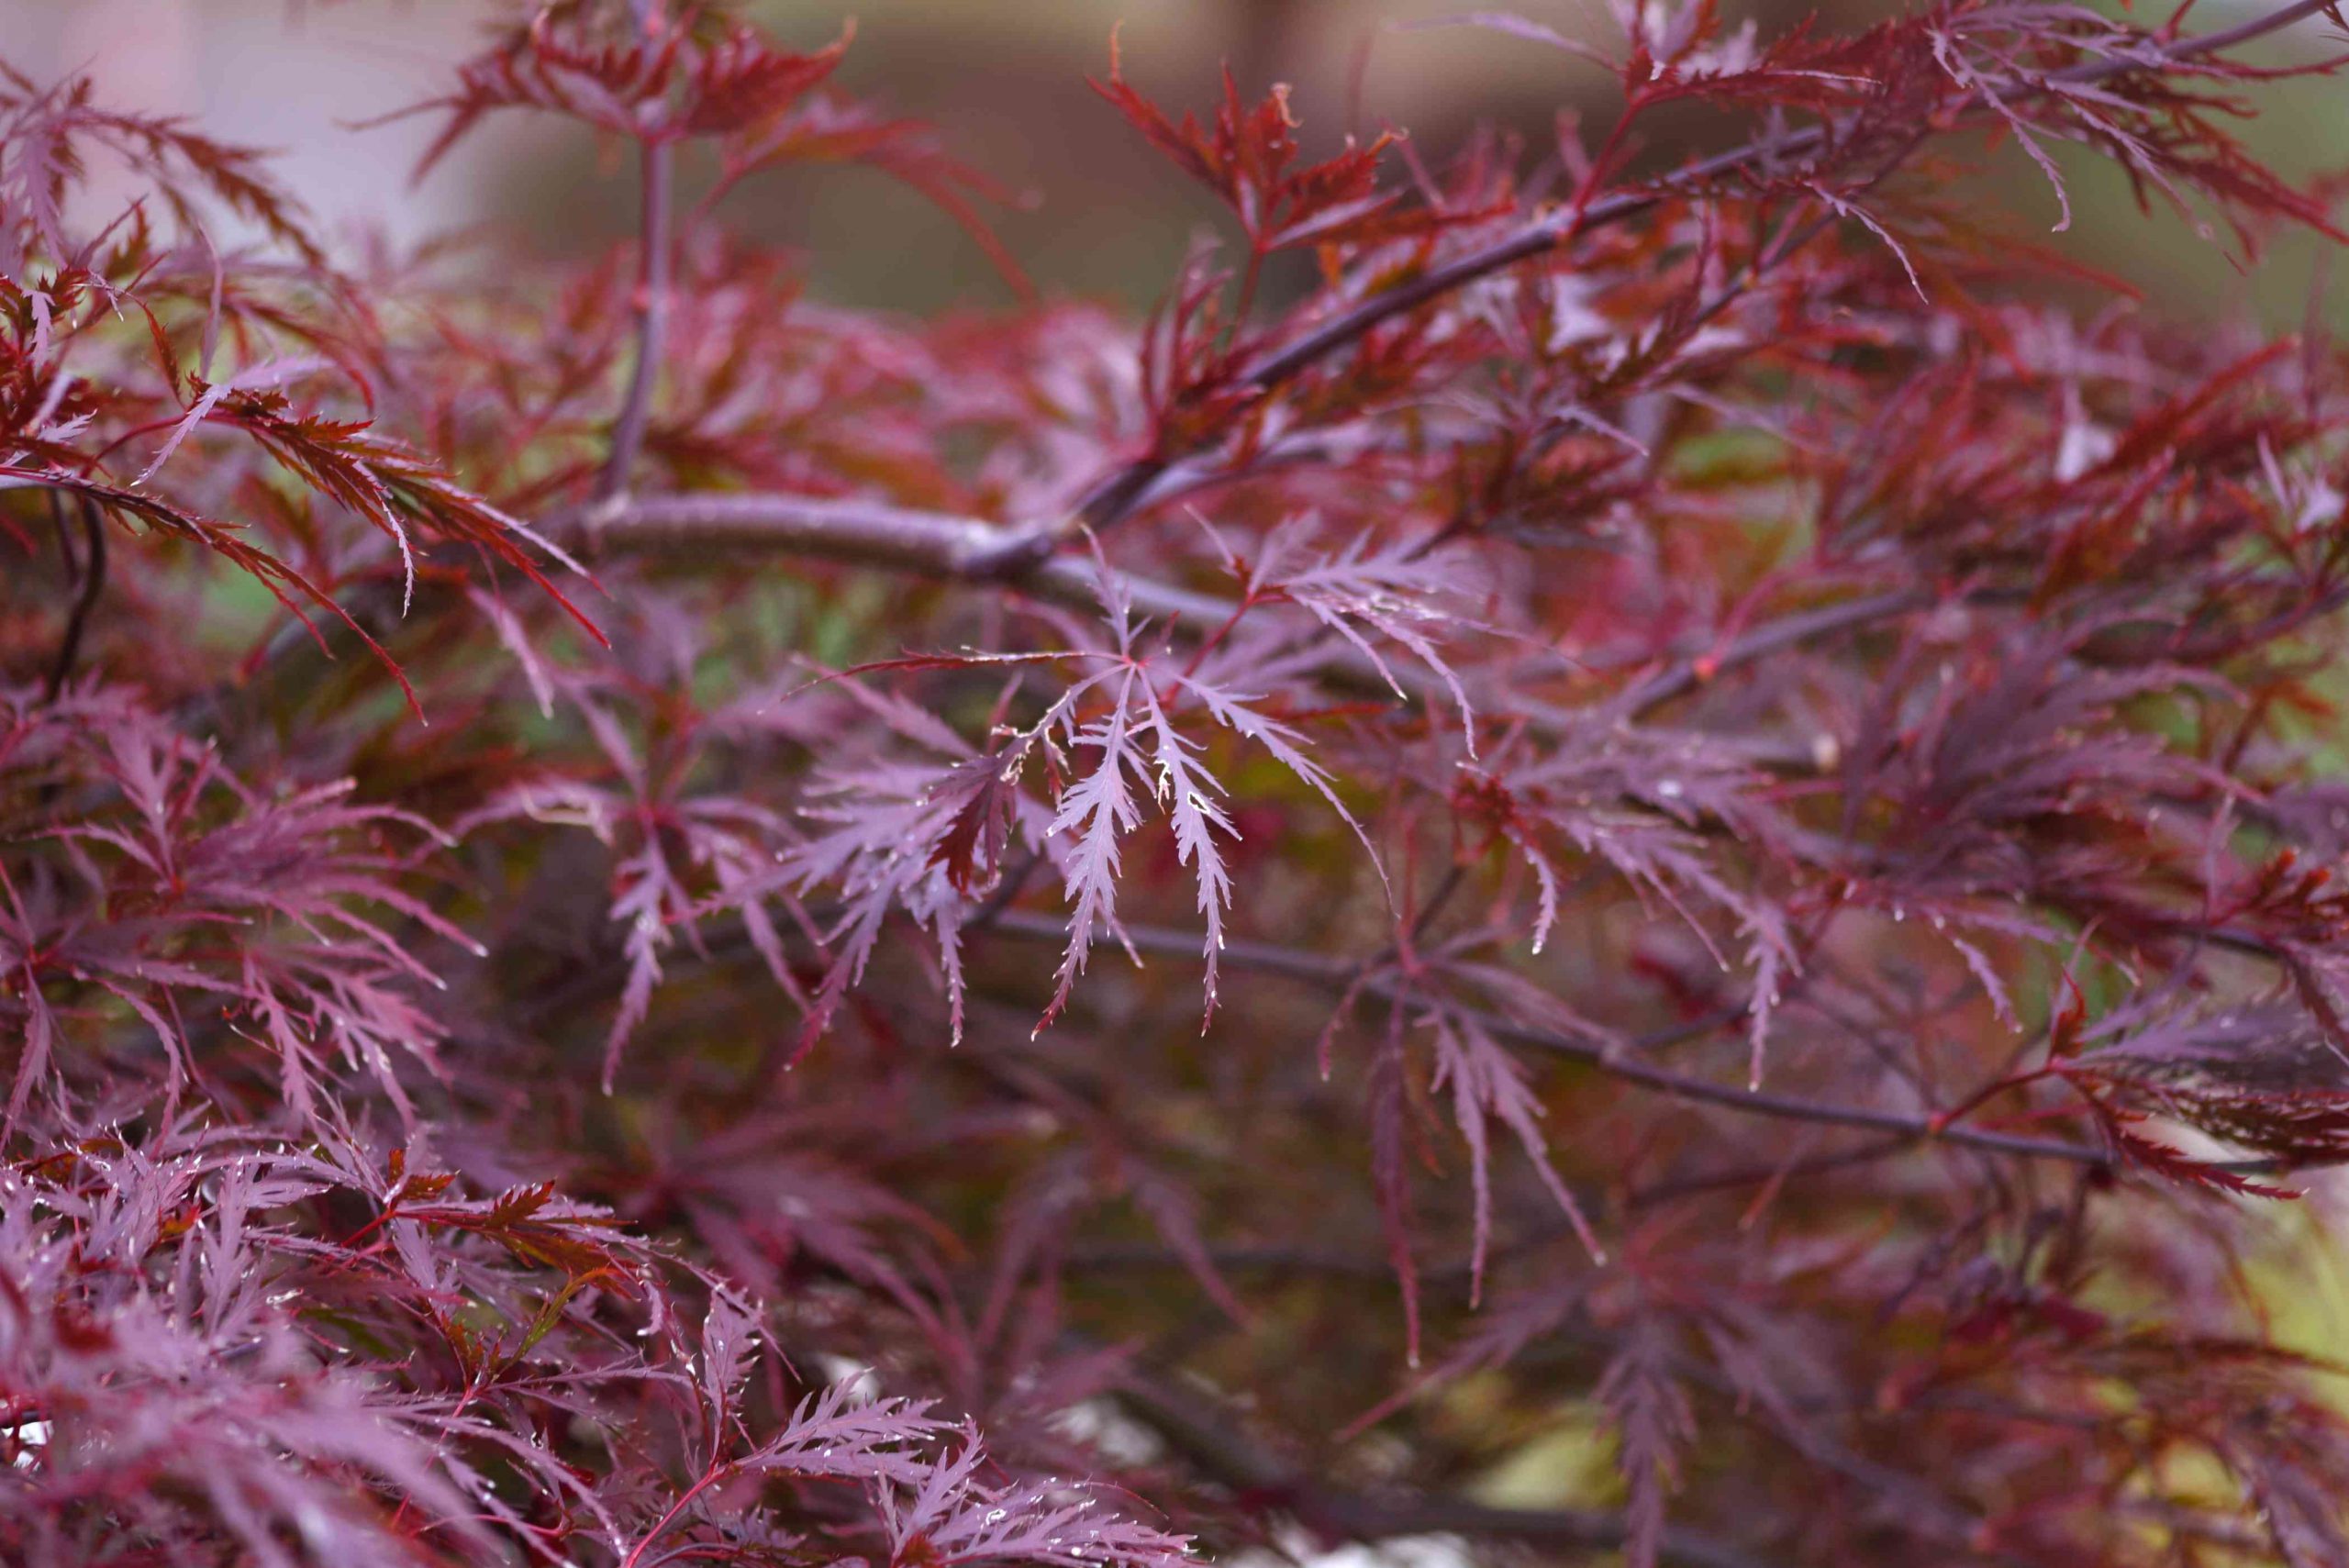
[2,0,2341,323]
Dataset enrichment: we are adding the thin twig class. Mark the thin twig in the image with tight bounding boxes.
[45,497,106,702]
[591,490,1237,626]
[1100,1348,1783,1568]
[978,908,2109,1166]
[1620,589,1935,716]
[597,2,674,504]
[1074,0,2343,537]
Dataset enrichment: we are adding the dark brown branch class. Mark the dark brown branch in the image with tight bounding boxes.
[980,909,2329,1182]
[1103,1350,1783,1568]
[1239,0,2338,398]
[2076,0,2343,78]
[1619,589,1935,716]
[1074,0,2343,537]
[597,6,673,501]
[584,494,1957,759]
[1311,1495,1779,1568]
[45,497,106,702]
[980,910,2109,1166]
[590,491,1237,626]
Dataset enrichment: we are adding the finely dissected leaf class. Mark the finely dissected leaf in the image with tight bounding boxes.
[9,5,2349,1566]
[1598,1318,1698,1568]
[1244,515,1482,749]
[1136,684,1236,1019]
[874,1426,1194,1568]
[1043,669,1150,1027]
[1424,1007,1604,1296]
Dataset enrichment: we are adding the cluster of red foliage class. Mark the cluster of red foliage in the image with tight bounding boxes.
[6,2,2349,1563]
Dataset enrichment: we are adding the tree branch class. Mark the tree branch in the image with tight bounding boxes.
[589,491,1237,626]
[597,3,674,502]
[979,910,2110,1167]
[1102,1350,1782,1568]
[1617,589,1936,716]
[45,496,106,702]
[1074,0,2343,537]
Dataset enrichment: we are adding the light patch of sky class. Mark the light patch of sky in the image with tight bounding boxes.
[0,0,509,250]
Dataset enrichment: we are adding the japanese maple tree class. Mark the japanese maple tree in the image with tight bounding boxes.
[6,0,2349,1563]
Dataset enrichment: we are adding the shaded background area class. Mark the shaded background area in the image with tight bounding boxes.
[3,0,2341,324]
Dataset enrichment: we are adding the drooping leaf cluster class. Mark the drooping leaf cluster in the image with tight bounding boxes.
[6,3,2349,1565]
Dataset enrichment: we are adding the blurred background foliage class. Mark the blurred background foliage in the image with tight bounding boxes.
[4,0,2341,321]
